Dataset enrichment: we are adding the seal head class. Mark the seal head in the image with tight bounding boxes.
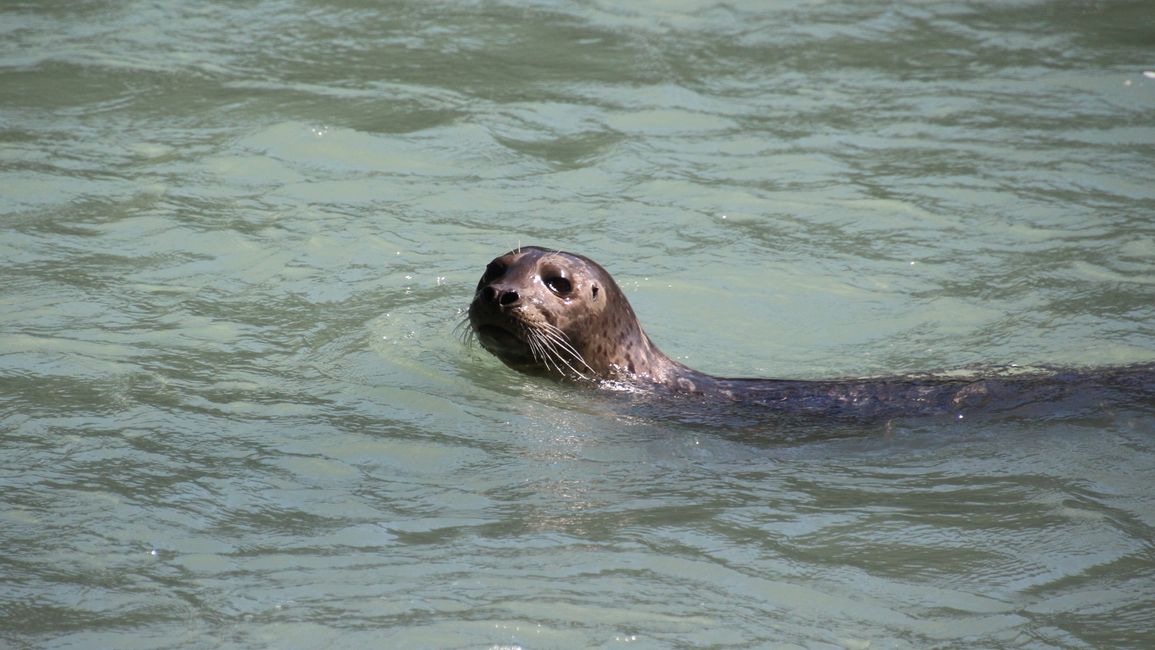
[467,246,689,385]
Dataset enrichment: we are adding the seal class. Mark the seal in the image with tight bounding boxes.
[466,246,1155,421]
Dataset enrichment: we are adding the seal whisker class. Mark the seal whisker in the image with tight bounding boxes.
[522,327,551,369]
[536,322,596,376]
[519,323,573,378]
[525,326,579,378]
[535,332,594,380]
[527,327,568,376]
[453,315,476,346]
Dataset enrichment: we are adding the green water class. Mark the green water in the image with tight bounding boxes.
[3,1,1154,648]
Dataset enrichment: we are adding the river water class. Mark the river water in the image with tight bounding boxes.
[3,1,1155,648]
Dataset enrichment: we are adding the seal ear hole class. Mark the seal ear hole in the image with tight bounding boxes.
[592,286,599,300]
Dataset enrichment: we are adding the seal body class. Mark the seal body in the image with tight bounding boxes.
[467,246,1155,421]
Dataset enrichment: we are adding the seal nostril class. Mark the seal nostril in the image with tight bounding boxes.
[481,286,498,304]
[499,290,519,306]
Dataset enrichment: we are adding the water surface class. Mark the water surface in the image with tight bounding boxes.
[3,1,1155,648]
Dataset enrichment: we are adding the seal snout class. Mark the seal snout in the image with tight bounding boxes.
[480,285,520,307]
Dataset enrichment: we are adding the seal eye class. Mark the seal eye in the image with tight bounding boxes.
[544,276,572,296]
